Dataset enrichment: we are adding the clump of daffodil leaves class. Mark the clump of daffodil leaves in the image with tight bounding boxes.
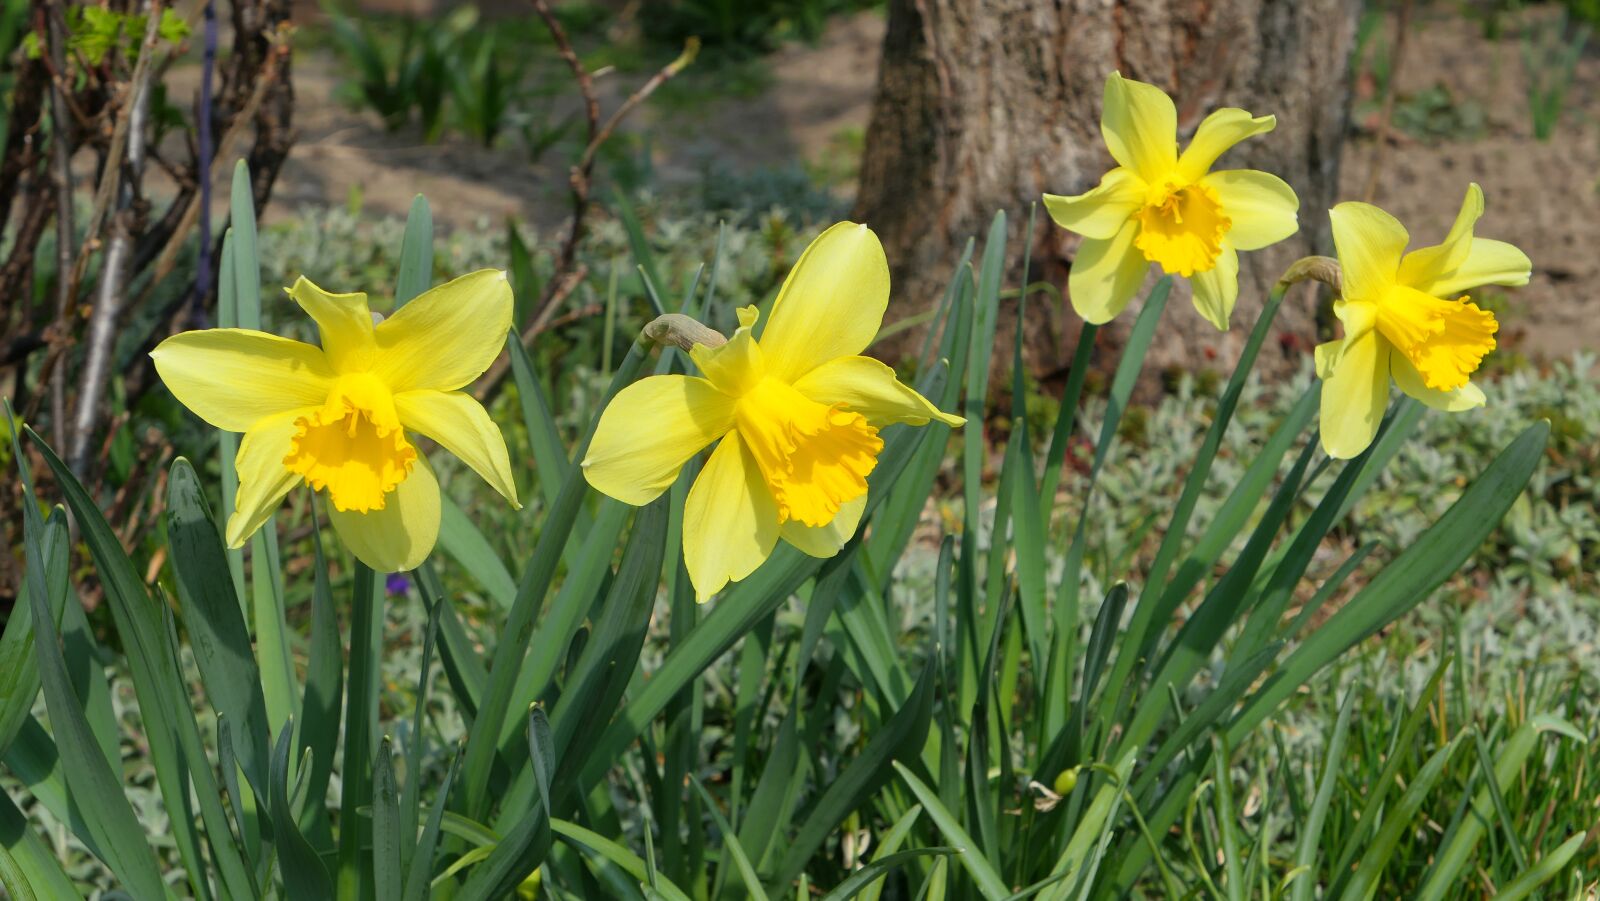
[1046,72,1529,464]
[152,271,520,573]
[583,222,964,602]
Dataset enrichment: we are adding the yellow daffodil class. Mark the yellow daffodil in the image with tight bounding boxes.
[582,222,963,602]
[1318,184,1531,459]
[151,271,520,572]
[1043,71,1300,330]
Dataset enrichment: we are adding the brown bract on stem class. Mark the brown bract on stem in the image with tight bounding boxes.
[1276,255,1343,296]
[643,314,727,353]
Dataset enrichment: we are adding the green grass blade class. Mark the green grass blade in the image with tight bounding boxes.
[773,665,936,885]
[507,326,572,514]
[298,510,344,832]
[738,710,803,872]
[403,744,463,901]
[551,819,694,901]
[820,849,954,901]
[1343,734,1467,900]
[693,778,771,901]
[1416,714,1584,901]
[165,458,271,796]
[272,721,335,897]
[892,761,1010,900]
[548,498,668,780]
[373,736,404,899]
[1317,656,1454,892]
[0,790,80,900]
[860,804,924,901]
[228,160,261,324]
[1210,735,1245,901]
[1490,832,1587,901]
[1290,690,1356,901]
[396,194,434,305]
[438,496,518,608]
[338,564,383,898]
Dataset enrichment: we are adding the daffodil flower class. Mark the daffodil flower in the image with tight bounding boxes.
[1317,184,1531,459]
[151,271,520,572]
[1043,71,1300,330]
[582,222,963,602]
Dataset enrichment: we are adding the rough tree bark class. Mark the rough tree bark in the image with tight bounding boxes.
[854,0,1360,383]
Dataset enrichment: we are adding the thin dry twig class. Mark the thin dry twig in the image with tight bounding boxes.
[1362,0,1413,204]
[42,0,76,452]
[68,1,165,475]
[474,2,697,404]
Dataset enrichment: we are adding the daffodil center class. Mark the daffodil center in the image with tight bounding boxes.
[1375,285,1498,391]
[284,373,416,513]
[1134,181,1232,277]
[733,377,882,528]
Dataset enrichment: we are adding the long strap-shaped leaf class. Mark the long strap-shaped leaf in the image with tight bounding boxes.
[19,493,167,898]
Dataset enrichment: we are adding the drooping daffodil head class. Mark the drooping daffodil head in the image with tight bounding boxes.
[1317,184,1532,459]
[582,222,964,603]
[1043,71,1301,330]
[151,270,520,572]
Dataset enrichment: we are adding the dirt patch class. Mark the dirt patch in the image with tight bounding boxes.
[1340,6,1600,362]
[264,5,1596,361]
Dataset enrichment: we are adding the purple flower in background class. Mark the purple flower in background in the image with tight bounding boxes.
[386,573,412,597]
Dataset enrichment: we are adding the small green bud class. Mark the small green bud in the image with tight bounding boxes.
[1052,767,1078,795]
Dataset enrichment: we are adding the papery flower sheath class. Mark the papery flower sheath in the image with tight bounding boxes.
[1043,71,1300,330]
[582,222,964,602]
[1317,184,1531,459]
[151,271,520,572]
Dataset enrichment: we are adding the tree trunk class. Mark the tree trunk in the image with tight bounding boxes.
[854,0,1360,385]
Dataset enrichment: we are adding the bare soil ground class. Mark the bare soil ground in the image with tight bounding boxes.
[271,4,1599,361]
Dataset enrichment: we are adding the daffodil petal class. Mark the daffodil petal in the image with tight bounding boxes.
[394,389,520,507]
[1333,298,1378,342]
[373,270,513,393]
[327,453,441,573]
[289,276,377,372]
[791,355,964,427]
[690,312,766,396]
[1396,184,1532,296]
[1319,330,1391,460]
[1189,244,1239,331]
[1390,352,1487,412]
[1329,202,1409,304]
[1101,72,1177,183]
[1069,219,1148,324]
[683,433,780,603]
[781,494,865,558]
[1396,183,1482,289]
[583,375,735,506]
[1042,168,1144,240]
[1419,239,1531,297]
[1177,108,1276,181]
[225,410,306,548]
[151,329,335,432]
[1204,170,1299,251]
[760,222,890,383]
